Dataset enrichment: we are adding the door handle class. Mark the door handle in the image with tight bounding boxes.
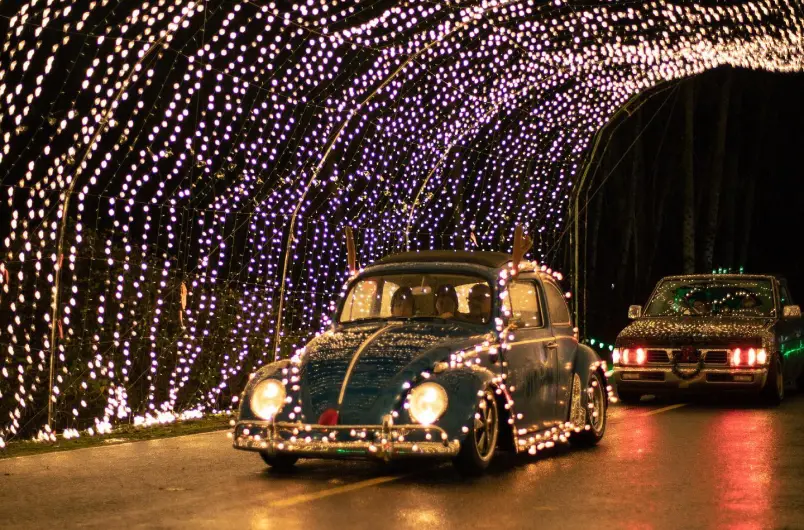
[546,341,558,349]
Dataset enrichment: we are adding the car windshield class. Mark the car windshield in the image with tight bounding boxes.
[644,278,775,318]
[338,272,493,325]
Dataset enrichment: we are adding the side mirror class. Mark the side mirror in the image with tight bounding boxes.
[783,305,801,319]
[628,305,642,319]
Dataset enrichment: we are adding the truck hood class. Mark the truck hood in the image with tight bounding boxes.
[617,317,775,348]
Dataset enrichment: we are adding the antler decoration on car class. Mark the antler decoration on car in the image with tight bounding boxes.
[511,224,533,277]
[345,226,357,276]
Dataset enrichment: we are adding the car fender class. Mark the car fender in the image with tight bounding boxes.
[400,365,503,443]
[571,343,609,404]
[238,360,292,421]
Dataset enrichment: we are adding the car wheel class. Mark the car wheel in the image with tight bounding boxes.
[260,452,299,471]
[453,388,499,476]
[760,355,784,406]
[616,390,642,404]
[571,371,607,447]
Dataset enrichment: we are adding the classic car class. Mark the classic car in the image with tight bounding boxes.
[233,248,609,475]
[614,274,804,405]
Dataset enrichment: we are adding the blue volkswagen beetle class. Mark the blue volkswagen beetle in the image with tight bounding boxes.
[233,250,609,475]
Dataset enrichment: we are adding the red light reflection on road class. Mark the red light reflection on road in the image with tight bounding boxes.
[706,410,776,530]
[609,412,660,530]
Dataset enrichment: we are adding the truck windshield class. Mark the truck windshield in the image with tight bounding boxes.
[644,278,775,318]
[338,272,492,325]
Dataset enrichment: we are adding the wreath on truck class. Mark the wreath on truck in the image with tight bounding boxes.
[670,347,705,381]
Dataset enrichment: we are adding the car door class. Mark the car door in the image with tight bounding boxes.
[541,277,576,423]
[504,277,556,432]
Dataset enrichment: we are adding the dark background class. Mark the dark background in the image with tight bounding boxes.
[581,67,804,346]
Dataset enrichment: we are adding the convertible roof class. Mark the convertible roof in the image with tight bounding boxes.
[375,250,512,269]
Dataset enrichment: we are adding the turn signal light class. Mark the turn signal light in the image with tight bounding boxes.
[730,348,767,367]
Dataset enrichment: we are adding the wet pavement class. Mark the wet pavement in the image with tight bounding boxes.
[2,395,804,529]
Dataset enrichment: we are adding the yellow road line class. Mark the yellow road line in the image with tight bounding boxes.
[641,403,687,416]
[269,475,403,508]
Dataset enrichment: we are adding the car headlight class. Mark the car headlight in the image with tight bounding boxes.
[408,382,448,425]
[250,379,286,420]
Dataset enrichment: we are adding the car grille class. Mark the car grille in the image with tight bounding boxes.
[647,350,670,363]
[635,348,730,366]
[671,349,701,363]
[703,350,728,364]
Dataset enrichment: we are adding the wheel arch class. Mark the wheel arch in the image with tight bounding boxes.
[570,344,609,411]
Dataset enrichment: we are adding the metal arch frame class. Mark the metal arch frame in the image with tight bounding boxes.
[272,30,464,359]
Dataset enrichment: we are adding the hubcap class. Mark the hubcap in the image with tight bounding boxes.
[588,376,606,434]
[570,374,586,427]
[571,373,606,434]
[474,391,498,460]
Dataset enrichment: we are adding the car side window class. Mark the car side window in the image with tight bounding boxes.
[544,282,572,326]
[781,284,793,306]
[507,280,544,328]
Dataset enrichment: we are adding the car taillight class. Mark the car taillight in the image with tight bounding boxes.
[636,348,646,365]
[731,348,742,366]
[757,349,768,365]
[730,348,767,367]
[616,348,645,366]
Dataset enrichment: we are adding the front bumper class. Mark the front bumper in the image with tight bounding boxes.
[614,366,768,394]
[233,415,460,460]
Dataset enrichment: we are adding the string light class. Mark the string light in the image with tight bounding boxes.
[0,1,802,446]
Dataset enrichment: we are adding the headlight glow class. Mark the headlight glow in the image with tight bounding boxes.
[250,379,286,420]
[408,382,448,425]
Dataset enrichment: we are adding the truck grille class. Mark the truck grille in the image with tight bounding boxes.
[671,349,701,363]
[703,350,728,364]
[633,348,731,366]
[647,350,670,363]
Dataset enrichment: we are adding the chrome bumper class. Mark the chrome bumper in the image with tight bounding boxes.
[614,366,768,391]
[232,415,460,460]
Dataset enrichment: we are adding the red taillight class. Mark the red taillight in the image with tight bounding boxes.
[731,348,742,367]
[757,349,768,365]
[636,348,646,365]
[747,348,757,367]
[731,348,767,367]
[618,348,645,366]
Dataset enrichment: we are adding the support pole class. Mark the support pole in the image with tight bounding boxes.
[273,37,447,358]
[571,92,644,335]
[46,20,189,430]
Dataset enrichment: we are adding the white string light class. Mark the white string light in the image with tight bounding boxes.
[0,1,802,445]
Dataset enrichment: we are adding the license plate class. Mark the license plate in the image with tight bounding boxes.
[734,375,753,383]
[622,373,640,380]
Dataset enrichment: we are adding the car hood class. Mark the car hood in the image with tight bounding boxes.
[617,317,775,348]
[298,321,488,424]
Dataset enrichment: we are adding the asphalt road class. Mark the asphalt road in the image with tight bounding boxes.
[3,395,804,529]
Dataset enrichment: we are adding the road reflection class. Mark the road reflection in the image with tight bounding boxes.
[707,410,776,530]
[610,407,660,530]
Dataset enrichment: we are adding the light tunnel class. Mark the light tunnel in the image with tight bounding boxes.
[0,0,802,442]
